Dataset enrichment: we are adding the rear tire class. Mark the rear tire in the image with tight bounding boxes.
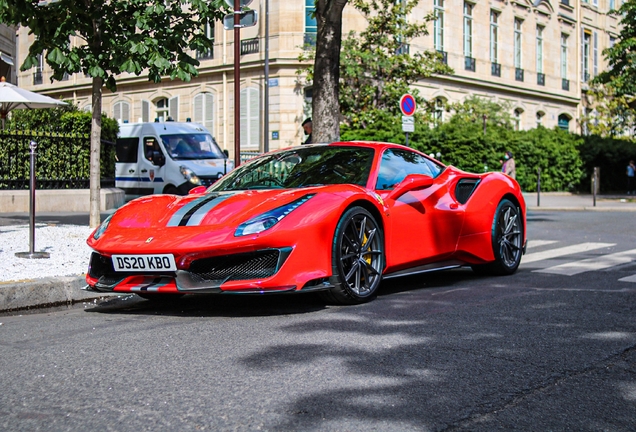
[471,199,523,276]
[320,207,385,305]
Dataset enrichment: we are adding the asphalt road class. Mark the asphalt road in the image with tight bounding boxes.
[1,210,635,431]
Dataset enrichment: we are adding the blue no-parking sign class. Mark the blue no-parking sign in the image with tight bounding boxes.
[399,94,416,116]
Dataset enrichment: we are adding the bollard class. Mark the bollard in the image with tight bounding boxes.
[537,167,541,207]
[592,167,598,207]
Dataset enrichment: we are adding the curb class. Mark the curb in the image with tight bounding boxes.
[0,276,119,313]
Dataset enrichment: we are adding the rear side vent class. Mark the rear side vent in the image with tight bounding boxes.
[455,179,480,204]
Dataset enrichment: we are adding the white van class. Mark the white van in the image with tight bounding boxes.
[115,122,233,200]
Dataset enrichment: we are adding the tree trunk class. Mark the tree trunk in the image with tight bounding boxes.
[89,76,103,228]
[312,0,348,143]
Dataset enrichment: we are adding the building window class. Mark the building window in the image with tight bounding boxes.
[561,33,568,80]
[490,10,499,64]
[582,31,591,82]
[434,97,445,123]
[514,108,523,131]
[536,26,544,74]
[154,97,175,122]
[240,87,260,149]
[193,93,214,133]
[463,3,473,59]
[33,54,43,85]
[113,101,130,124]
[593,32,598,77]
[558,114,571,131]
[514,18,522,69]
[304,0,317,47]
[197,20,214,60]
[434,0,444,52]
[610,0,615,9]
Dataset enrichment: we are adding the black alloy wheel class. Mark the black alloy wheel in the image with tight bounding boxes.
[472,198,523,276]
[322,206,385,305]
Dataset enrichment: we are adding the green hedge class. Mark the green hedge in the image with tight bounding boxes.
[342,112,636,193]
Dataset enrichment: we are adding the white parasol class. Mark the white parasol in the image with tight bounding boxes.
[0,77,67,129]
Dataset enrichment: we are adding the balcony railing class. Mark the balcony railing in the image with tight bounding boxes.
[437,50,448,65]
[33,70,43,85]
[491,62,501,77]
[464,56,476,72]
[61,72,70,81]
[537,72,545,86]
[515,68,524,82]
[396,43,410,55]
[196,48,214,60]
[562,78,570,91]
[241,38,259,55]
[582,72,590,82]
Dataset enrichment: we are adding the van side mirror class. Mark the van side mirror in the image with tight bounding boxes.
[386,174,434,201]
[152,151,165,167]
[223,149,229,159]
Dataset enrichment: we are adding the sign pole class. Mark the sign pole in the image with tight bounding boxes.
[234,0,241,168]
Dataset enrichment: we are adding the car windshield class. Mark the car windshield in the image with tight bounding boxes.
[161,133,225,160]
[209,146,375,191]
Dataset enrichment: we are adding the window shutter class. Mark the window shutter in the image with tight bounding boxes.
[249,88,260,149]
[204,93,214,133]
[194,94,203,123]
[113,103,121,120]
[122,102,130,123]
[581,28,585,81]
[142,100,150,122]
[240,89,248,147]
[169,96,179,121]
[593,32,598,76]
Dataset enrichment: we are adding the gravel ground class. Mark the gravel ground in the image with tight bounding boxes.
[0,224,93,282]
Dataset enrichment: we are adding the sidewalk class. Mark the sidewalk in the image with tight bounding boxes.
[1,193,636,314]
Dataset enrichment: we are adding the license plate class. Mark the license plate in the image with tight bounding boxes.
[112,254,177,272]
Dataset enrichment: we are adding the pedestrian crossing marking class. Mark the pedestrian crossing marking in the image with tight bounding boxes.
[522,242,615,264]
[527,240,559,248]
[536,248,636,276]
[619,275,636,283]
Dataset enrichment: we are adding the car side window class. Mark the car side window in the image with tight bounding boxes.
[375,148,437,190]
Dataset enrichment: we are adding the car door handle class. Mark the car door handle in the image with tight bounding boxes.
[141,169,148,173]
[128,169,135,173]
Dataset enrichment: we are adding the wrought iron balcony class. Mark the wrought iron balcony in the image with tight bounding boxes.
[464,56,476,72]
[241,38,259,55]
[515,68,524,82]
[437,50,448,65]
[537,72,545,86]
[491,62,501,77]
[396,43,410,55]
[562,78,570,91]
[196,48,214,60]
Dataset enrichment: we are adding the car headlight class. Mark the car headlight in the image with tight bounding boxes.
[93,213,113,240]
[235,194,315,236]
[180,166,201,185]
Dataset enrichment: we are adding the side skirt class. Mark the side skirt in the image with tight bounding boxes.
[382,260,465,280]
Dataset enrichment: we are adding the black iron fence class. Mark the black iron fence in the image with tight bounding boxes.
[0,131,116,190]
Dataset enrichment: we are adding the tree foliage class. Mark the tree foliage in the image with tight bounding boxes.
[593,0,636,105]
[0,0,226,226]
[581,84,636,138]
[299,0,452,132]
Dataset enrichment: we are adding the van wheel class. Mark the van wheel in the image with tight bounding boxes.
[164,186,180,195]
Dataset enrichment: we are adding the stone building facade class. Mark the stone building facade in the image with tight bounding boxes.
[15,0,623,158]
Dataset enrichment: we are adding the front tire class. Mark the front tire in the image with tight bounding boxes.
[321,207,385,305]
[472,199,523,276]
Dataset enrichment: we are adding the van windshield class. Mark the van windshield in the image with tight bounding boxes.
[161,133,225,160]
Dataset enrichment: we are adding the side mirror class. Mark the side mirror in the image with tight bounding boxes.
[387,174,434,201]
[189,185,207,195]
[152,151,165,167]
[223,149,229,159]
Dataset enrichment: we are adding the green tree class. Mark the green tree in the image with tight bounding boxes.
[300,0,452,137]
[311,0,349,143]
[581,84,636,137]
[593,0,636,106]
[0,0,225,226]
[445,95,515,131]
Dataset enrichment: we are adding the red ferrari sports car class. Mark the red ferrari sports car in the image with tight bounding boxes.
[85,141,526,304]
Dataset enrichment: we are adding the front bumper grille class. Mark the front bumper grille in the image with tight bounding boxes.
[187,249,290,282]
